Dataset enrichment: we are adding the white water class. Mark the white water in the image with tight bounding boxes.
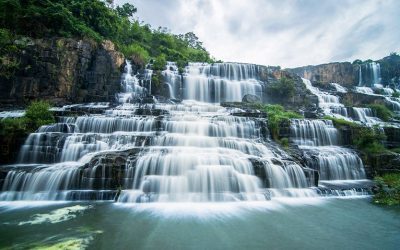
[162,62,180,99]
[1,61,326,202]
[358,62,381,87]
[118,60,146,103]
[302,78,348,119]
[330,83,347,93]
[352,107,381,124]
[0,110,25,119]
[183,63,263,103]
[290,119,366,181]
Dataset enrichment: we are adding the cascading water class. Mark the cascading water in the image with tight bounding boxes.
[355,63,400,113]
[118,60,146,103]
[303,78,385,126]
[162,62,180,99]
[330,83,347,93]
[0,61,321,202]
[358,62,381,87]
[351,107,381,124]
[302,78,348,118]
[183,63,263,103]
[289,119,366,181]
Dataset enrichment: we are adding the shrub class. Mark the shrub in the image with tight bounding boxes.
[323,116,359,127]
[392,91,400,98]
[325,115,387,154]
[353,127,387,154]
[279,137,289,148]
[153,54,167,71]
[120,44,150,66]
[0,117,28,137]
[25,101,55,128]
[367,104,393,121]
[374,173,400,205]
[256,104,302,140]
[266,77,296,98]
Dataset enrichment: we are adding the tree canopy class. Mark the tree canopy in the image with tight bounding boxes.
[0,0,214,68]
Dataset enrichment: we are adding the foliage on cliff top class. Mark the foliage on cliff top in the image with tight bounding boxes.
[255,104,302,140]
[374,173,400,206]
[0,0,213,68]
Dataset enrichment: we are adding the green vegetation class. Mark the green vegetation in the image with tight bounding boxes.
[353,126,387,154]
[266,77,296,98]
[324,115,387,154]
[25,100,55,128]
[323,116,359,127]
[366,104,393,121]
[0,101,55,139]
[0,0,214,71]
[390,148,400,154]
[374,173,400,206]
[278,137,289,148]
[379,53,400,85]
[392,91,400,98]
[255,104,302,140]
[0,28,21,78]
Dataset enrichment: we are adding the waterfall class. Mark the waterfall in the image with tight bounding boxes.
[162,62,180,99]
[351,107,381,124]
[302,147,365,180]
[118,60,146,103]
[302,78,348,118]
[371,62,381,86]
[1,62,323,202]
[290,119,338,146]
[355,87,375,95]
[290,119,366,181]
[183,63,263,103]
[144,68,153,95]
[358,62,382,87]
[330,83,347,93]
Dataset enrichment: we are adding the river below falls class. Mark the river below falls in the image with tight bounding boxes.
[0,198,399,250]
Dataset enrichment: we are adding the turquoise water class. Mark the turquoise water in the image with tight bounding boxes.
[0,198,399,250]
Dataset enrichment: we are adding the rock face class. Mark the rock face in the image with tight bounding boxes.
[287,62,358,86]
[0,38,125,106]
[242,94,261,103]
[258,67,318,111]
[287,54,400,87]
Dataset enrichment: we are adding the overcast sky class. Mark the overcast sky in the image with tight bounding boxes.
[115,0,400,68]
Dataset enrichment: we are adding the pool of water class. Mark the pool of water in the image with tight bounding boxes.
[0,198,399,250]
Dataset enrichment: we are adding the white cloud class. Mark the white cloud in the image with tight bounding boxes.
[115,0,400,68]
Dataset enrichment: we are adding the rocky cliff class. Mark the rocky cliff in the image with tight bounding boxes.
[0,38,125,107]
[287,62,358,86]
[287,54,400,87]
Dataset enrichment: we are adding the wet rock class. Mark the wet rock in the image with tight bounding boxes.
[242,94,261,103]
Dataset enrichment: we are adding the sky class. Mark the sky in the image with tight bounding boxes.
[114,0,400,68]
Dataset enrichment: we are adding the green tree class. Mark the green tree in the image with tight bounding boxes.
[116,3,137,18]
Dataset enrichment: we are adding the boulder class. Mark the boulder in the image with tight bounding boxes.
[242,94,261,103]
